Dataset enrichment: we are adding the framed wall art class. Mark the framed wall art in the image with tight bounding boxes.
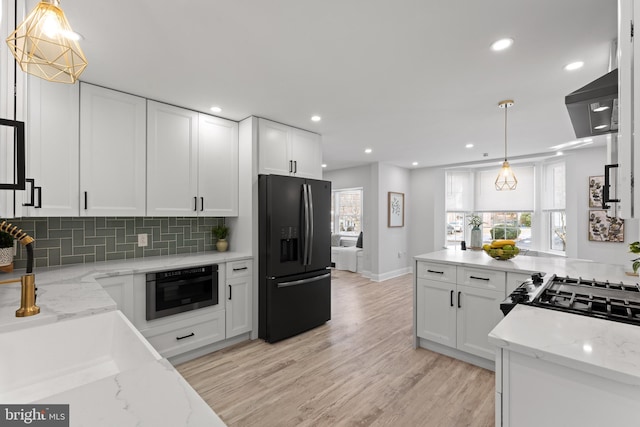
[589,175,604,208]
[588,210,624,242]
[388,192,404,227]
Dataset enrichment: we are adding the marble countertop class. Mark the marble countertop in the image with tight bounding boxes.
[489,305,640,385]
[415,249,640,384]
[414,248,635,284]
[0,251,252,333]
[0,252,250,426]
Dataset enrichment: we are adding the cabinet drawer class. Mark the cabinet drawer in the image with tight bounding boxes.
[458,267,505,292]
[416,262,456,283]
[143,310,225,358]
[226,259,252,279]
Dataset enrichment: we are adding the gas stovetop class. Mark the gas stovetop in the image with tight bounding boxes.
[501,274,640,326]
[529,275,640,326]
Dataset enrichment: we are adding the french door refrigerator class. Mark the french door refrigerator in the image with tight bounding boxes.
[258,174,331,343]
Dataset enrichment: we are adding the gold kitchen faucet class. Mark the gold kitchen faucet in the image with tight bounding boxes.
[0,220,39,317]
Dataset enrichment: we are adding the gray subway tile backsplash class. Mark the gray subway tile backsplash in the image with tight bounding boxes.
[8,217,222,269]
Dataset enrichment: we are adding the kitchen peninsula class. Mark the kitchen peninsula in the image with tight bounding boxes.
[0,251,252,426]
[414,249,640,426]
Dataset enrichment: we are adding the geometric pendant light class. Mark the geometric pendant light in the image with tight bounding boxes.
[6,0,87,84]
[495,99,518,191]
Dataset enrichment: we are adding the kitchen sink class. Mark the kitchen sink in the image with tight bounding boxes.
[0,310,161,403]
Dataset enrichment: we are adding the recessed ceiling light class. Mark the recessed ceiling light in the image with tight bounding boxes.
[490,38,514,51]
[321,164,327,168]
[556,151,564,156]
[564,61,584,71]
[465,143,474,148]
[412,162,418,166]
[364,148,372,154]
[311,115,321,122]
[210,106,222,113]
[594,124,608,130]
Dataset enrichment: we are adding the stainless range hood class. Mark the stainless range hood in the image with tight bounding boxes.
[565,68,618,138]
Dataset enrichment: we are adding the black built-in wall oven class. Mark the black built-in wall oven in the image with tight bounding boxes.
[146,264,219,320]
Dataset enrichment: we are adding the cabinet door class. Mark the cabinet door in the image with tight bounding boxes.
[147,101,198,216]
[456,284,504,360]
[258,118,292,176]
[226,275,252,338]
[198,114,239,216]
[24,76,79,216]
[95,274,134,321]
[80,84,146,216]
[416,278,456,347]
[291,127,322,179]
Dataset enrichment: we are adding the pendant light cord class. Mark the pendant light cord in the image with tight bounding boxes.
[504,105,508,162]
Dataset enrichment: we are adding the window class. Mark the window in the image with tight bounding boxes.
[543,161,566,252]
[446,211,532,249]
[445,160,565,253]
[331,188,363,235]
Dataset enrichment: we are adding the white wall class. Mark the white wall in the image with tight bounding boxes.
[376,163,411,280]
[565,145,639,265]
[324,163,412,280]
[409,166,446,258]
[323,164,374,275]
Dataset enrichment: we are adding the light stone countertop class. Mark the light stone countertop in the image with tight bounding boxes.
[0,251,252,333]
[0,252,251,426]
[415,249,640,385]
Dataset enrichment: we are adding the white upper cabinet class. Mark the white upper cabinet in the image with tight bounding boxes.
[198,114,239,216]
[258,118,322,179]
[80,83,146,216]
[147,101,239,217]
[147,101,199,216]
[291,127,323,179]
[24,76,79,216]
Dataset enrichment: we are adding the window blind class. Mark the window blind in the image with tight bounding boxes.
[474,165,535,211]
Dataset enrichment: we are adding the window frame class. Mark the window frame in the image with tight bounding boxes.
[331,187,363,236]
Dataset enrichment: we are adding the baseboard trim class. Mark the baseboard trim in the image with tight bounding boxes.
[370,267,412,282]
[418,338,495,371]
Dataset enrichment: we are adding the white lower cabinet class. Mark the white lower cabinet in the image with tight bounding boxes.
[416,278,456,347]
[416,261,506,362]
[95,274,134,321]
[142,309,226,359]
[455,284,504,359]
[225,259,252,338]
[124,258,253,359]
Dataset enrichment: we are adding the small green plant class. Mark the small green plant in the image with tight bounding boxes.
[490,224,521,240]
[0,231,13,249]
[212,224,230,240]
[629,241,640,274]
[467,215,483,229]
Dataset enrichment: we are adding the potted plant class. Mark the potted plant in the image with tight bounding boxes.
[0,230,14,267]
[629,241,640,275]
[212,224,230,252]
[468,214,483,249]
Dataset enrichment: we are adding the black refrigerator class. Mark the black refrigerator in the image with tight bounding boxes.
[258,174,331,343]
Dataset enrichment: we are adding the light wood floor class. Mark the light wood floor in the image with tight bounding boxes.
[177,270,495,427]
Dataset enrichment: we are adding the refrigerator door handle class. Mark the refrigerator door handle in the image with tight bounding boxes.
[277,272,331,288]
[302,184,311,265]
[308,184,314,264]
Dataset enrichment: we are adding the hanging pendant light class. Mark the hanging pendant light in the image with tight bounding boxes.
[6,0,87,84]
[495,100,518,191]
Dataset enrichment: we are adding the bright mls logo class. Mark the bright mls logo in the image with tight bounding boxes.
[0,405,69,426]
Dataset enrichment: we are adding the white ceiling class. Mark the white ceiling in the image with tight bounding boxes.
[57,0,616,171]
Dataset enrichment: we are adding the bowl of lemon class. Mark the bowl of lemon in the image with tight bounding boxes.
[482,240,520,260]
